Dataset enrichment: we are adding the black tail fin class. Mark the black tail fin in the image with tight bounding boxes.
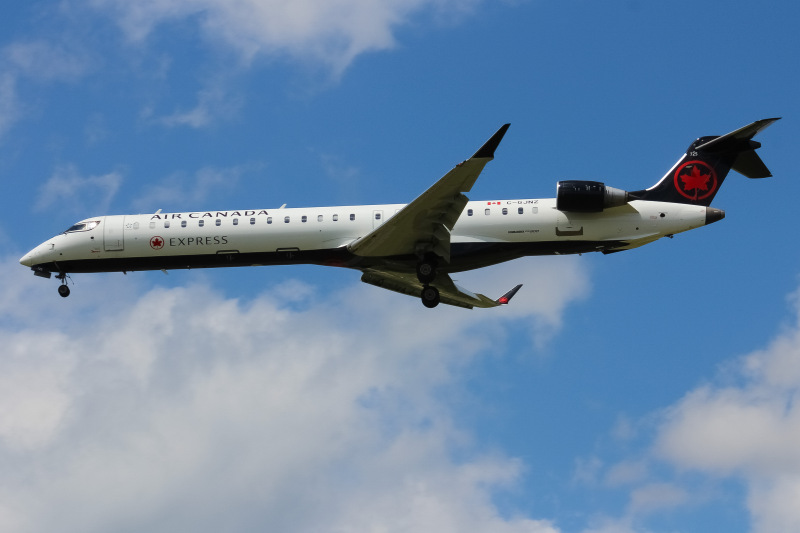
[632,118,779,206]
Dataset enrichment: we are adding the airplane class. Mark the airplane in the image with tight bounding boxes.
[20,118,778,309]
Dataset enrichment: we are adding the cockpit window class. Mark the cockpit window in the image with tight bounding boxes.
[63,220,100,233]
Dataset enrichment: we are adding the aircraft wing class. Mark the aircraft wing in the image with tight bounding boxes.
[361,268,522,309]
[347,124,510,263]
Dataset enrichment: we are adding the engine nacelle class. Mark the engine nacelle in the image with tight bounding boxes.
[556,180,630,213]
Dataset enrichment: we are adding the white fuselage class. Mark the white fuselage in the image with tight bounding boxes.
[20,197,711,275]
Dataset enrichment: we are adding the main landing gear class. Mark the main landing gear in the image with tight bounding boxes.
[416,258,436,284]
[420,285,440,308]
[417,254,440,308]
[56,273,71,298]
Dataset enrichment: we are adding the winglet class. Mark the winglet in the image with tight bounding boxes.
[497,284,522,305]
[471,124,510,160]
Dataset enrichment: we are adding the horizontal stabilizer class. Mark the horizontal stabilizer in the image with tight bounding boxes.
[732,149,772,179]
[695,118,779,179]
[695,117,780,152]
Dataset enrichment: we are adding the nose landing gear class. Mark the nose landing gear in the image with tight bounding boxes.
[55,273,71,298]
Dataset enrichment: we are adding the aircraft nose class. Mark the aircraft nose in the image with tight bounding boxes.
[20,242,48,267]
[19,250,35,267]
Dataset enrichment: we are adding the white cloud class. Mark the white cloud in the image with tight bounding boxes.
[579,516,640,533]
[573,456,603,486]
[34,164,123,216]
[0,73,20,139]
[0,331,76,451]
[91,0,482,75]
[604,460,648,488]
[650,285,800,532]
[84,113,109,145]
[4,40,90,82]
[131,163,261,212]
[453,256,591,347]
[563,286,800,532]
[0,252,588,533]
[0,39,92,140]
[156,84,244,128]
[748,476,800,533]
[627,482,687,515]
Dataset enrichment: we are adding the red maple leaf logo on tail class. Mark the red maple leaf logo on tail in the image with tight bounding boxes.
[680,166,711,196]
[674,161,717,201]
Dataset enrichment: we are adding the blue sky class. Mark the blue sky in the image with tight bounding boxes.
[2,1,799,532]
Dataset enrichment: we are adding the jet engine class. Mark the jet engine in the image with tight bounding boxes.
[556,180,630,213]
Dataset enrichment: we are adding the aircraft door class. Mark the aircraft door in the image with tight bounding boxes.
[103,215,125,251]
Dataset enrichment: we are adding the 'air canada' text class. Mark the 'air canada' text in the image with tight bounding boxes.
[151,210,269,220]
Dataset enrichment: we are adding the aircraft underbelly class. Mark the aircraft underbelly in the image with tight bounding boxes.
[31,237,627,275]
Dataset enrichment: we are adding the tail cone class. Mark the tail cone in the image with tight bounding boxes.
[705,207,725,225]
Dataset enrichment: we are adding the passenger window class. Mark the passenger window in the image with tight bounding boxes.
[149,221,156,229]
[133,222,140,230]
[301,216,307,223]
[375,213,381,220]
[349,214,355,221]
[164,221,170,228]
[181,220,187,228]
[333,214,339,222]
[518,207,524,214]
[318,215,323,222]
[216,219,221,226]
[233,218,238,225]
[467,209,473,216]
[532,207,539,214]
[250,218,255,225]
[285,216,290,223]
[267,217,273,224]
[485,208,491,215]
[502,208,508,215]
[199,220,204,227]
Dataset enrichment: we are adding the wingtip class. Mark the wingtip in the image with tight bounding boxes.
[471,123,510,160]
[497,283,522,305]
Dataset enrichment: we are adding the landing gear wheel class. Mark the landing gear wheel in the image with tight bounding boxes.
[416,257,438,284]
[58,284,71,298]
[421,285,440,308]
